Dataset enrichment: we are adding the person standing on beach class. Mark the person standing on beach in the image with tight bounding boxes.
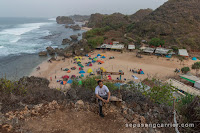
[95,80,110,117]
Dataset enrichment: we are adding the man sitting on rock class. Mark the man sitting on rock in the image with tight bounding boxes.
[95,80,111,117]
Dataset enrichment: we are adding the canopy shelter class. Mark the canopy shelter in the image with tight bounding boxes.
[178,49,189,57]
[180,74,200,84]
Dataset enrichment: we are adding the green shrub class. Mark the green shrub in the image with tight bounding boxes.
[82,76,99,90]
[181,67,190,74]
[149,38,165,47]
[104,82,118,91]
[71,79,79,88]
[88,36,104,49]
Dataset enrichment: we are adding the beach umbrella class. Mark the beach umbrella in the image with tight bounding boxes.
[67,79,73,84]
[101,56,106,59]
[79,70,86,74]
[87,68,93,73]
[81,74,84,77]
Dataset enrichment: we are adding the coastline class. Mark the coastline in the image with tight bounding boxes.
[30,50,196,89]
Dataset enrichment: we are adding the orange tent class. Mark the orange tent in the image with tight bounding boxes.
[67,70,71,73]
[100,61,104,64]
[97,60,101,62]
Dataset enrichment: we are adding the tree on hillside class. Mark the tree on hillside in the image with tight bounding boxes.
[149,38,165,47]
[192,62,200,76]
[181,67,190,74]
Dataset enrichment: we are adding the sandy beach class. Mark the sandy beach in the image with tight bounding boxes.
[30,50,197,89]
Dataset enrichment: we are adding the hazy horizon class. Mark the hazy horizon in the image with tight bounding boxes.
[0,0,167,18]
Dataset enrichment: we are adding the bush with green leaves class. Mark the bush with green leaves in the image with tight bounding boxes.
[176,94,194,112]
[104,82,118,91]
[149,38,165,47]
[71,79,79,88]
[0,78,27,95]
[192,62,200,75]
[88,36,104,49]
[181,67,190,74]
[81,76,99,90]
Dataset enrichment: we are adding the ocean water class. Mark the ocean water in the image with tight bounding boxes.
[0,17,84,80]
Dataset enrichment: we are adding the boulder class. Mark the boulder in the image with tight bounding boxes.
[70,25,81,30]
[46,46,55,55]
[64,52,73,58]
[66,89,77,100]
[38,51,47,56]
[75,100,84,107]
[56,16,75,24]
[70,35,78,41]
[65,25,69,28]
[62,38,70,45]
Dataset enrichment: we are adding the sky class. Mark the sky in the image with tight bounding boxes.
[0,0,168,17]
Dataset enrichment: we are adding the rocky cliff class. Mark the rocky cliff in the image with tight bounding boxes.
[56,16,75,24]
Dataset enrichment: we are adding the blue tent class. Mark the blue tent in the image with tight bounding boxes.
[86,63,90,66]
[67,79,73,84]
[140,71,144,74]
[192,57,197,61]
[166,54,172,58]
[85,54,88,57]
[92,60,96,63]
[97,54,101,56]
[79,70,85,74]
[81,74,84,77]
[101,56,106,58]
[95,57,97,58]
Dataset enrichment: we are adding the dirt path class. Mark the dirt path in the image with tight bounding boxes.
[22,109,142,133]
